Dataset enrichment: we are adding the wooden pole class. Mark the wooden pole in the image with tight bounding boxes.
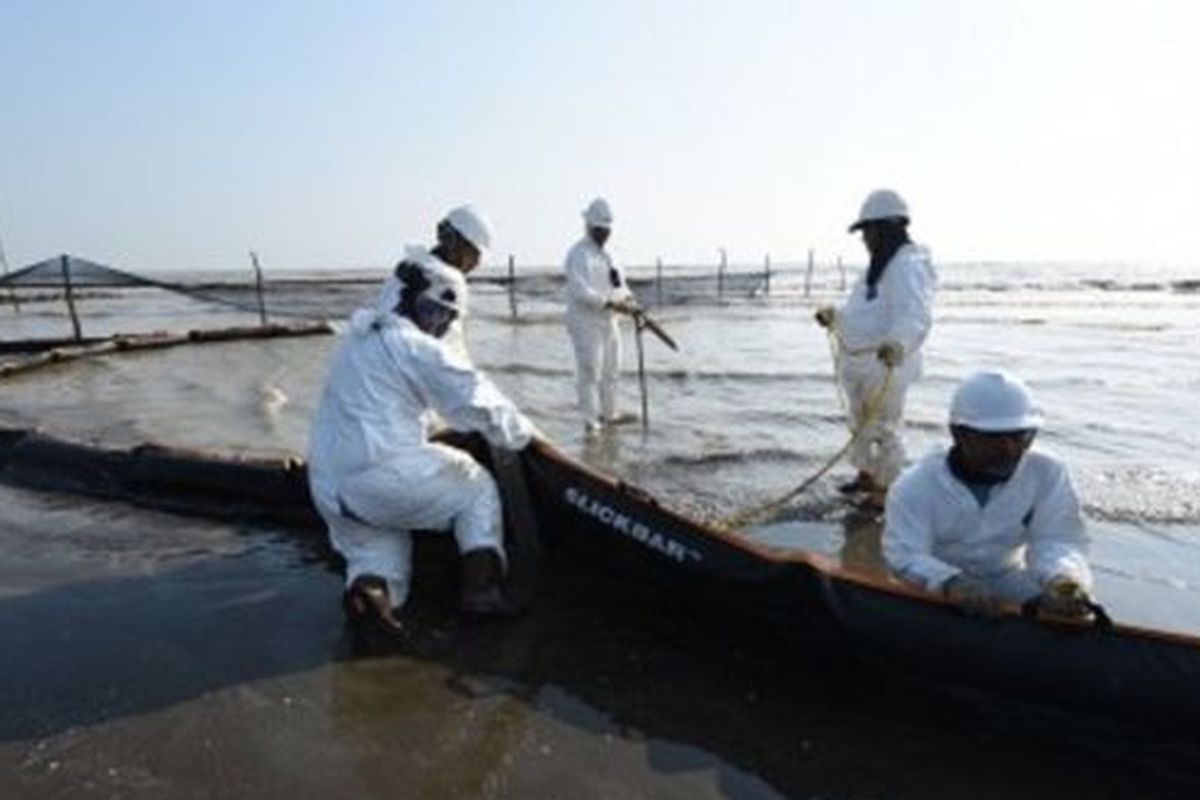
[635,318,649,429]
[59,254,82,341]
[250,251,268,326]
[507,254,517,319]
[0,225,20,313]
[805,248,814,297]
[764,253,772,296]
[655,257,663,308]
[717,247,727,300]
[838,255,846,291]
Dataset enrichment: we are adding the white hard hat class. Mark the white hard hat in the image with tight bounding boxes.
[849,189,910,232]
[443,205,494,253]
[582,197,614,228]
[949,370,1044,432]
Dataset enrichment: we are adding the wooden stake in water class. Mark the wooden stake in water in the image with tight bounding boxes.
[838,255,846,291]
[764,253,772,296]
[0,231,19,314]
[717,247,727,300]
[635,316,649,429]
[507,254,517,319]
[250,251,268,326]
[805,248,815,297]
[59,254,82,341]
[655,257,663,308]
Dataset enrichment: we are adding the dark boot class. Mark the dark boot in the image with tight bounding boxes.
[459,549,520,619]
[342,575,408,648]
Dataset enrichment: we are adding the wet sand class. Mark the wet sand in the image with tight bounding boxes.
[3,483,1197,800]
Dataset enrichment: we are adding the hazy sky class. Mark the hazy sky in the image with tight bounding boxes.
[2,1,1197,272]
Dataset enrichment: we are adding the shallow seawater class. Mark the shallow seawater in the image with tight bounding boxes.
[2,484,1195,800]
[2,264,1200,797]
[3,268,1199,634]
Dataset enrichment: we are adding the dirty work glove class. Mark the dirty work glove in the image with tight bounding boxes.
[1038,576,1093,618]
[942,574,1001,617]
[607,298,639,315]
[877,340,905,367]
[814,306,836,328]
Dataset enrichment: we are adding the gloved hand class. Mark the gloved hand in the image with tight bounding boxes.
[1038,576,1093,618]
[814,306,836,328]
[942,574,1001,617]
[607,298,639,315]
[877,340,905,367]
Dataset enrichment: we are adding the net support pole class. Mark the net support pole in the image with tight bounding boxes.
[59,254,83,341]
[507,254,517,319]
[636,319,649,429]
[0,227,20,314]
[717,247,726,301]
[764,253,772,296]
[250,251,268,326]
[805,248,815,297]
[838,255,846,291]
[655,257,663,308]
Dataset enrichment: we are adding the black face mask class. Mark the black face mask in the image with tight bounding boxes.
[411,297,457,338]
[865,223,911,300]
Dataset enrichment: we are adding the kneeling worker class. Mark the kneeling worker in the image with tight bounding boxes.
[308,260,537,638]
[882,369,1095,618]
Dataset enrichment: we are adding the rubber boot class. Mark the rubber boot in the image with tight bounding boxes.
[342,574,409,651]
[459,549,519,619]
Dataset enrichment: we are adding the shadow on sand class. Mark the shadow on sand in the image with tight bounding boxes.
[2,521,1198,799]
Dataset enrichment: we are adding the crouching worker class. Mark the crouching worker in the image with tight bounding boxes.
[307,262,537,641]
[882,369,1096,619]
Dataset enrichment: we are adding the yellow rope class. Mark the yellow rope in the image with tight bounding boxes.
[719,333,894,531]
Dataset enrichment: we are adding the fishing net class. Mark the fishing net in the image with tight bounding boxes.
[0,253,847,348]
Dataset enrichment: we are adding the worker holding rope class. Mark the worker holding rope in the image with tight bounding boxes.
[815,189,937,507]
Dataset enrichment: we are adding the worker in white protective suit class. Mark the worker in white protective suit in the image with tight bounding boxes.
[883,369,1096,618]
[816,189,937,504]
[564,197,637,434]
[374,204,495,360]
[307,260,536,641]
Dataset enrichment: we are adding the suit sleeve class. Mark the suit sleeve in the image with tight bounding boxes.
[1026,459,1093,590]
[398,333,536,450]
[882,472,961,592]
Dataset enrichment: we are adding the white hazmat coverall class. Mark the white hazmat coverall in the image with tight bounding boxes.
[882,447,1093,603]
[832,243,936,485]
[307,308,535,606]
[375,245,470,360]
[564,236,633,425]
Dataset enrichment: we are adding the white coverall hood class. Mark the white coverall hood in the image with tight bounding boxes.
[370,247,470,356]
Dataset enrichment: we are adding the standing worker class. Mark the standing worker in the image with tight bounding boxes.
[564,197,637,435]
[308,259,537,643]
[816,189,937,505]
[376,204,495,360]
